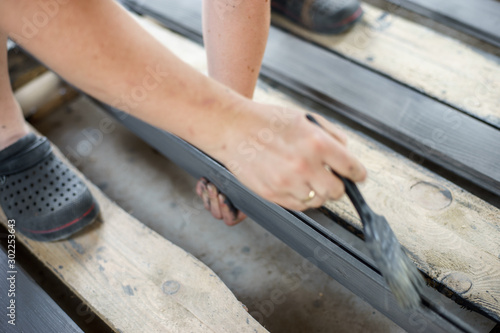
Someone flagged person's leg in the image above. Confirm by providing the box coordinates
[0,34,99,242]
[0,33,29,150]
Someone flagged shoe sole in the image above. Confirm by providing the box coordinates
[20,201,99,242]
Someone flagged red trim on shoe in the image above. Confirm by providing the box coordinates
[22,204,96,234]
[327,7,363,28]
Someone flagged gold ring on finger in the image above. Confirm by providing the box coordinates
[302,190,316,203]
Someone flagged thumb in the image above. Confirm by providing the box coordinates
[310,114,348,146]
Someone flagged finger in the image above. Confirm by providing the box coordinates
[218,194,247,226]
[279,181,319,209]
[274,194,311,211]
[196,180,203,197]
[196,178,207,197]
[322,137,367,182]
[207,183,222,219]
[234,211,247,224]
[310,167,346,202]
[197,180,211,210]
[312,114,348,146]
[291,186,327,209]
[221,193,240,219]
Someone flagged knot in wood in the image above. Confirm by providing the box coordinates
[441,272,472,295]
[409,181,452,210]
[162,280,180,295]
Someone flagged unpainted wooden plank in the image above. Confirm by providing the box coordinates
[14,70,80,119]
[0,131,267,333]
[271,2,500,128]
[384,0,500,48]
[137,18,500,321]
[8,46,48,91]
[0,247,83,333]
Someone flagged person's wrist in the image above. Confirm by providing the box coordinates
[208,98,259,164]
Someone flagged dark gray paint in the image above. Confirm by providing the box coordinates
[100,103,477,332]
[0,247,83,333]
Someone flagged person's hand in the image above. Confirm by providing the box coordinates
[200,102,366,221]
[196,177,247,226]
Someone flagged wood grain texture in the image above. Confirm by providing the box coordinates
[0,247,83,333]
[271,2,500,128]
[384,0,500,48]
[0,131,267,332]
[8,46,48,91]
[135,18,500,321]
[14,71,80,119]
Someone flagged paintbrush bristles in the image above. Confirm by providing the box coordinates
[305,113,425,309]
[364,213,425,310]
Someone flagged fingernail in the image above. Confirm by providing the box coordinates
[223,196,239,219]
[202,189,210,209]
[207,184,216,196]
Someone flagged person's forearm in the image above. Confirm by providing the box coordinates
[203,0,270,98]
[0,0,367,212]
[0,0,253,159]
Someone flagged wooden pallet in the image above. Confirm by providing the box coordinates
[0,129,267,333]
[97,16,499,327]
[4,4,498,330]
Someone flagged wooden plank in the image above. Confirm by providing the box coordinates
[0,130,267,333]
[0,247,83,332]
[14,70,80,119]
[7,46,48,91]
[113,17,500,323]
[384,0,500,49]
[271,3,500,129]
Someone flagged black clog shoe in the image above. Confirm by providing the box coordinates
[0,133,99,241]
[272,0,363,34]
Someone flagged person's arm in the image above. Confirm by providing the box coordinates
[0,0,366,212]
[197,0,271,224]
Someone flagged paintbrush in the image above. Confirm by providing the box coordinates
[306,114,425,310]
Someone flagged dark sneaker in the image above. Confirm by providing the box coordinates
[272,0,363,34]
[0,133,99,241]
